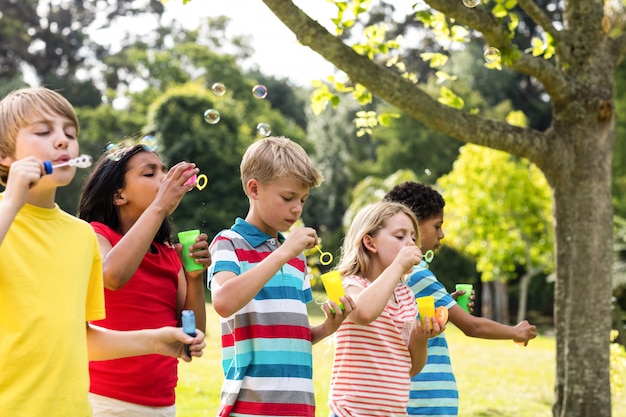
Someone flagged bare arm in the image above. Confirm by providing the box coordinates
[449,305,537,344]
[211,227,318,318]
[99,162,198,290]
[174,232,211,333]
[348,246,422,325]
[310,295,357,344]
[0,157,45,247]
[86,323,205,362]
[407,316,445,376]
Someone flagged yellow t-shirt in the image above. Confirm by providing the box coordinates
[0,196,105,417]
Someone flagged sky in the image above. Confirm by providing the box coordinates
[160,0,339,85]
[157,0,417,85]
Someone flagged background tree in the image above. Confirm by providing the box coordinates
[438,143,554,323]
[260,0,622,415]
[0,0,166,104]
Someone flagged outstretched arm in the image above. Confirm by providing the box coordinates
[86,324,206,362]
[449,305,537,344]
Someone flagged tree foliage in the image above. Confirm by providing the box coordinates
[438,144,553,283]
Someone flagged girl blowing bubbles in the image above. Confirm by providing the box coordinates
[78,144,210,416]
[328,202,446,417]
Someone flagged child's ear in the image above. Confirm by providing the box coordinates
[363,235,376,253]
[246,178,259,199]
[0,155,14,166]
[113,190,126,206]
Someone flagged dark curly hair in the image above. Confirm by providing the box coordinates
[383,181,445,221]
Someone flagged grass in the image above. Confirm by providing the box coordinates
[176,301,626,417]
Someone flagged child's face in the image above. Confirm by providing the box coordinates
[12,111,78,186]
[251,176,310,235]
[419,211,445,252]
[116,151,167,217]
[369,212,417,267]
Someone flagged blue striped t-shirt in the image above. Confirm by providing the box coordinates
[406,260,459,417]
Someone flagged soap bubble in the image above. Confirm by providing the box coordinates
[203,109,221,125]
[484,47,501,63]
[256,122,271,137]
[212,82,226,96]
[252,84,268,99]
[140,135,158,152]
[424,168,432,176]
[105,143,122,161]
[462,0,481,7]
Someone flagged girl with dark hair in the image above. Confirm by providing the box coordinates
[78,144,210,417]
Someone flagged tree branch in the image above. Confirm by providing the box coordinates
[423,0,571,101]
[516,0,561,40]
[261,0,550,165]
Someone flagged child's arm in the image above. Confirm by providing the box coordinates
[449,307,537,344]
[310,295,357,344]
[407,316,445,377]
[349,245,422,325]
[99,162,198,289]
[86,323,205,362]
[0,157,45,246]
[175,233,211,333]
[211,227,318,318]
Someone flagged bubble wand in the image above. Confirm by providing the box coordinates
[43,154,92,174]
[314,245,333,266]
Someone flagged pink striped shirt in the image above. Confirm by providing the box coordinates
[329,275,418,417]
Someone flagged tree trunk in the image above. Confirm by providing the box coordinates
[495,280,509,324]
[549,124,614,417]
[517,272,531,324]
[482,281,493,319]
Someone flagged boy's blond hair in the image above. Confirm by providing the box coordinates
[338,201,420,279]
[0,87,79,185]
[240,136,323,195]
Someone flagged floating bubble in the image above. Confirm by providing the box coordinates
[203,109,221,125]
[252,84,268,99]
[140,135,158,152]
[425,168,432,176]
[462,0,481,7]
[484,47,501,63]
[105,143,116,152]
[212,82,226,96]
[256,122,271,137]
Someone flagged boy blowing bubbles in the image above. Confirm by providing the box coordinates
[0,87,205,417]
[208,136,357,417]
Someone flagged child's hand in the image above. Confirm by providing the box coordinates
[512,320,538,346]
[153,161,199,216]
[450,288,475,313]
[320,295,357,334]
[411,315,446,341]
[392,245,423,275]
[176,232,212,278]
[2,157,45,202]
[153,327,206,362]
[280,227,318,260]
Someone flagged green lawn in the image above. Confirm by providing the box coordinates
[176,302,626,417]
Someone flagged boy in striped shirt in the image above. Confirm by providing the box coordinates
[208,136,356,417]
